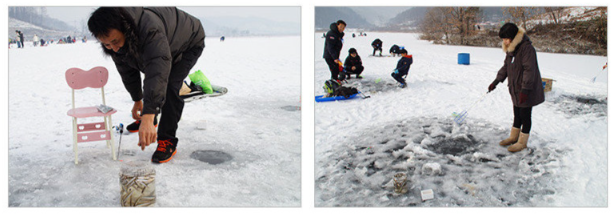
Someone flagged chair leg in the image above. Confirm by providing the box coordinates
[72,117,79,164]
[104,116,110,149]
[107,115,117,160]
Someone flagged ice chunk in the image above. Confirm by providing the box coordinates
[422,162,442,176]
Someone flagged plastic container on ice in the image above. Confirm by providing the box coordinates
[458,53,470,65]
[120,161,156,207]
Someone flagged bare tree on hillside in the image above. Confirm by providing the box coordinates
[544,7,565,25]
[503,7,538,30]
[420,7,480,45]
[420,7,453,44]
[448,7,481,45]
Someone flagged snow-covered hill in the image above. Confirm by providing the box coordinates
[9,18,81,43]
[314,32,607,207]
[8,36,301,206]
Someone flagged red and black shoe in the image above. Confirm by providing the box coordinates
[126,119,158,133]
[151,139,178,163]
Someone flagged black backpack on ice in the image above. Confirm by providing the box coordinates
[333,86,359,98]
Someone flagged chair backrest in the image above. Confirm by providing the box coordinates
[65,66,109,90]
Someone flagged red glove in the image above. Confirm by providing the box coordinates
[488,80,498,93]
[518,90,529,104]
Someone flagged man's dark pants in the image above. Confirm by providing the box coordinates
[325,58,340,80]
[157,40,205,141]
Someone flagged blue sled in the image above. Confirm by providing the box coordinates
[315,92,361,102]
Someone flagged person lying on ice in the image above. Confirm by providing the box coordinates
[488,22,544,153]
[343,48,364,79]
[88,7,205,163]
[391,49,412,88]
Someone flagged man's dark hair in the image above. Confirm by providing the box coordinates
[336,20,346,26]
[88,7,133,38]
[87,7,139,56]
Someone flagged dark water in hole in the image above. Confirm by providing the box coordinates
[190,150,233,165]
[346,79,397,93]
[425,137,478,156]
[565,95,606,105]
[556,95,607,117]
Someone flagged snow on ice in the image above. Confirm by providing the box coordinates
[315,32,607,207]
[8,36,301,207]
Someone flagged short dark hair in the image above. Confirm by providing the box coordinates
[400,49,408,54]
[336,20,346,26]
[348,48,357,54]
[88,7,140,56]
[87,7,134,39]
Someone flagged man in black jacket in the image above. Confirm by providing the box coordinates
[371,38,382,56]
[88,7,205,163]
[323,20,346,82]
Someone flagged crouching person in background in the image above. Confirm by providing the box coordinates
[344,48,364,79]
[391,49,412,88]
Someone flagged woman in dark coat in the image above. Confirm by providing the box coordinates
[488,23,545,152]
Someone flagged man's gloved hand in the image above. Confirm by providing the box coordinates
[518,89,529,104]
[393,69,399,74]
[488,80,499,93]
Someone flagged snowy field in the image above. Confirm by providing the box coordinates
[8,36,301,206]
[314,32,607,207]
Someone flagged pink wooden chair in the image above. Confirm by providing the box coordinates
[66,66,117,164]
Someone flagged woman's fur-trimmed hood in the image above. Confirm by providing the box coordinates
[502,27,526,53]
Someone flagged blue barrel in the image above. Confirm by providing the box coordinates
[458,53,470,65]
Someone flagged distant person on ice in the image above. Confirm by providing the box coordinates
[371,38,383,56]
[323,20,346,83]
[488,23,544,153]
[390,49,412,88]
[16,30,24,48]
[88,7,205,163]
[344,48,364,79]
[15,31,21,48]
[33,34,39,47]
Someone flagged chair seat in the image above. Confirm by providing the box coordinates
[67,106,117,118]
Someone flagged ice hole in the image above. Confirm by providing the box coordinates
[281,105,300,111]
[190,150,233,165]
[425,136,478,156]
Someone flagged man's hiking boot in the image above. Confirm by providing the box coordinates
[151,139,178,163]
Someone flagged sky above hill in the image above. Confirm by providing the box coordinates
[44,6,300,28]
